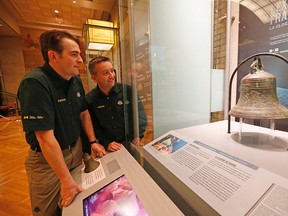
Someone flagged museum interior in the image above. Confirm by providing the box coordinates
[1,0,288,215]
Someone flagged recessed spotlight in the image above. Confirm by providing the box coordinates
[54,10,59,13]
[73,1,76,3]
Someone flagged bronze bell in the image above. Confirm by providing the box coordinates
[229,57,288,119]
[83,153,100,173]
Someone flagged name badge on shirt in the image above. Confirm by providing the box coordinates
[58,98,66,103]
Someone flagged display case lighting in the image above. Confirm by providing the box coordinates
[84,19,115,51]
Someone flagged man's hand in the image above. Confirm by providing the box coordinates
[91,143,106,158]
[35,130,83,208]
[107,141,122,152]
[60,178,84,207]
[132,138,142,146]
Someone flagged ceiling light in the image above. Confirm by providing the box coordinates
[84,19,115,51]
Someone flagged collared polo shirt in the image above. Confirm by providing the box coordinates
[85,83,147,148]
[17,62,87,150]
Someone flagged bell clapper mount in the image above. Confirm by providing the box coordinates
[250,56,263,74]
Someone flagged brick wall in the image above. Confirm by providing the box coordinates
[211,0,227,122]
[213,0,227,69]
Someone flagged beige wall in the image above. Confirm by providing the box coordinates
[0,27,89,108]
[20,28,44,73]
[0,36,25,105]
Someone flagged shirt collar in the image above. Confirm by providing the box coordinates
[96,83,121,96]
[43,62,73,87]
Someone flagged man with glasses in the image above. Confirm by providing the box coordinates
[84,55,147,154]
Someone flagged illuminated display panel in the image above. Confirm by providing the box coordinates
[83,175,148,216]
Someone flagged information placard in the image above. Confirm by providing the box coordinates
[144,131,288,216]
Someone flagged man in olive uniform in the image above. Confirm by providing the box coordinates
[17,30,106,215]
[84,55,147,153]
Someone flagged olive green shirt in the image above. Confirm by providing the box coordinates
[85,83,147,149]
[17,62,87,151]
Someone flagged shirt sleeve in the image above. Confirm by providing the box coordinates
[18,78,55,132]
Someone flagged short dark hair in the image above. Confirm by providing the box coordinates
[40,30,80,62]
[88,55,112,75]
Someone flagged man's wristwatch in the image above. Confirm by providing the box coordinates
[89,139,99,145]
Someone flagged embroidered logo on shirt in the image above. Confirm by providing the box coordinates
[117,100,123,105]
[97,105,105,109]
[23,116,44,120]
[57,98,66,103]
[77,92,81,97]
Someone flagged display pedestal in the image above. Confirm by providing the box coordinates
[132,145,218,216]
[133,120,288,216]
[63,147,183,216]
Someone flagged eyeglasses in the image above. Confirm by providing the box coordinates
[101,69,116,76]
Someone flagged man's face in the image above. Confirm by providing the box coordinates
[53,38,83,80]
[93,61,116,92]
